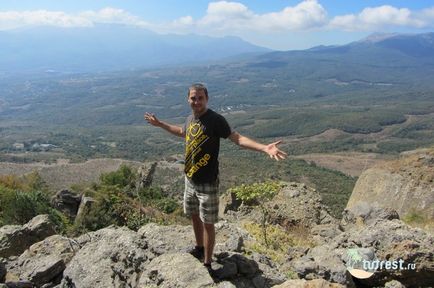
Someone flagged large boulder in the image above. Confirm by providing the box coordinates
[347,148,434,225]
[138,222,250,256]
[338,204,433,287]
[60,226,152,288]
[0,215,56,258]
[220,182,335,228]
[5,235,79,287]
[290,245,355,287]
[138,253,214,288]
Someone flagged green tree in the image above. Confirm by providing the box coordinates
[229,181,282,247]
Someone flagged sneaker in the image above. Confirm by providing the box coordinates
[186,246,204,260]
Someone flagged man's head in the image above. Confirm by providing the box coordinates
[188,83,208,116]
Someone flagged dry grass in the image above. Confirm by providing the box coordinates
[0,158,143,194]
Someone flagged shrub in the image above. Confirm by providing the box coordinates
[100,164,137,188]
[229,181,282,246]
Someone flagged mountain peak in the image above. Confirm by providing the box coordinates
[360,32,399,43]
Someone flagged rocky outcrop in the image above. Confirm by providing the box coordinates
[221,182,335,228]
[0,215,56,258]
[1,177,433,288]
[50,190,81,218]
[347,148,434,222]
[5,235,78,287]
[137,162,158,189]
[138,253,214,287]
[289,202,434,288]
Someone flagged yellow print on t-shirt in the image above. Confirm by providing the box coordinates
[185,122,209,159]
[185,121,211,178]
[186,153,211,178]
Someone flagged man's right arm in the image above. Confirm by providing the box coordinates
[144,112,184,138]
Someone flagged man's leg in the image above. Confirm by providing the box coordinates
[191,213,204,247]
[203,223,215,265]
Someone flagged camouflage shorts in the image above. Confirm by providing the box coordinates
[184,177,219,224]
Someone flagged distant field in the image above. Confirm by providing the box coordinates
[293,152,394,177]
[0,158,142,193]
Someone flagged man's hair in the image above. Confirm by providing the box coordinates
[188,83,208,99]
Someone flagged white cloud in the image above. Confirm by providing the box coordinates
[0,10,92,30]
[1,2,433,36]
[193,0,327,32]
[330,5,429,31]
[79,7,149,27]
[0,7,150,30]
[255,0,328,31]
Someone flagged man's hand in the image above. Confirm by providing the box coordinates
[144,112,161,127]
[264,140,287,161]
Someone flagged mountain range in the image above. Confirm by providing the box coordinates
[0,24,270,73]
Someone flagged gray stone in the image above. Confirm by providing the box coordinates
[3,281,33,288]
[272,279,346,288]
[74,196,95,223]
[51,190,81,218]
[63,226,150,288]
[217,281,236,288]
[138,253,214,288]
[0,215,56,258]
[7,235,79,287]
[341,202,399,227]
[384,280,406,288]
[290,245,355,287]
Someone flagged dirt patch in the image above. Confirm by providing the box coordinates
[293,152,395,177]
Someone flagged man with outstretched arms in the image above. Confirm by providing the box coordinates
[144,83,287,271]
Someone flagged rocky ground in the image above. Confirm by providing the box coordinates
[1,180,433,288]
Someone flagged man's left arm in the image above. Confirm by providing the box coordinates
[228,131,287,161]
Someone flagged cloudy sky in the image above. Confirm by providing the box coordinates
[1,0,434,50]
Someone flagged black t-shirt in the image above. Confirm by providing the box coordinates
[183,109,232,184]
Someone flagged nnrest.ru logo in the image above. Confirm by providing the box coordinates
[345,248,416,279]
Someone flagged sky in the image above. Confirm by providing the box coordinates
[1,0,434,50]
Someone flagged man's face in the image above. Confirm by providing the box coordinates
[188,89,208,115]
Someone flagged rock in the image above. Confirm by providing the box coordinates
[6,235,79,287]
[265,182,335,228]
[329,203,434,287]
[61,226,151,288]
[272,278,346,288]
[217,281,237,288]
[137,162,158,189]
[74,196,95,223]
[341,202,399,228]
[138,222,249,256]
[219,191,242,218]
[290,245,355,287]
[3,280,33,288]
[50,190,81,218]
[0,215,56,258]
[347,148,434,224]
[214,221,250,253]
[138,223,194,255]
[138,253,214,288]
[384,280,406,288]
[310,224,342,244]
